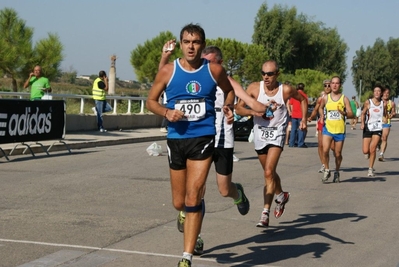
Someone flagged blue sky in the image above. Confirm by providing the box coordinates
[1,0,398,98]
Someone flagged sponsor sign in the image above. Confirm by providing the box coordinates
[0,100,65,144]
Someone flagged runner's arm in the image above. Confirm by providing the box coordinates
[343,97,354,119]
[360,100,370,129]
[227,76,266,113]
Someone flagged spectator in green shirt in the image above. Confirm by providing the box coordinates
[23,65,52,100]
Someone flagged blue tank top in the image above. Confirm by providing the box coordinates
[165,59,217,138]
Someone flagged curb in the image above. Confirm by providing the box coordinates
[1,136,167,159]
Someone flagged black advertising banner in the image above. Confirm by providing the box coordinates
[0,100,66,144]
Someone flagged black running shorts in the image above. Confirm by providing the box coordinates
[167,136,215,170]
[213,147,234,176]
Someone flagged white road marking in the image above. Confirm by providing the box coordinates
[0,238,279,267]
[17,250,86,267]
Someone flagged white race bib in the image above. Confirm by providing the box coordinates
[175,98,206,121]
[257,126,278,141]
[368,120,382,131]
[327,110,342,120]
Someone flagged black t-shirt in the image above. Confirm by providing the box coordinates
[97,80,106,89]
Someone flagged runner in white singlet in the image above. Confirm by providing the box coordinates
[235,60,308,228]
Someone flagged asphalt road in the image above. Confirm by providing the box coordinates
[1,123,398,267]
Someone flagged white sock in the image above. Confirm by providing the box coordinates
[263,208,270,214]
[182,252,192,262]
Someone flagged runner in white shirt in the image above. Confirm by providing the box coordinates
[235,60,307,228]
[360,86,384,177]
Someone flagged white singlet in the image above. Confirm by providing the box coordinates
[214,86,234,148]
[366,99,383,132]
[253,82,288,150]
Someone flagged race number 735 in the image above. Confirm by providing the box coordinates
[259,126,277,140]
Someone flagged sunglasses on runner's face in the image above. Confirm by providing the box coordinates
[261,71,277,77]
[324,84,330,87]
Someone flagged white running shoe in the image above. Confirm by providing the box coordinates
[367,168,375,177]
[322,169,331,182]
[318,164,325,173]
[233,154,240,162]
[256,211,269,228]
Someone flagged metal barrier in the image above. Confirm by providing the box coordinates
[0,99,69,161]
[0,92,147,115]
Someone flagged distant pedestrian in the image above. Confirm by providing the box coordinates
[23,65,52,100]
[350,96,360,130]
[288,83,308,148]
[92,70,112,132]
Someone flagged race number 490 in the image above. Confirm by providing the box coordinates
[175,98,206,121]
[179,103,201,114]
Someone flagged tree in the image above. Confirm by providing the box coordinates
[131,33,271,88]
[279,69,336,98]
[352,38,396,100]
[240,43,269,86]
[0,8,64,92]
[0,8,33,92]
[252,3,348,81]
[130,31,179,83]
[31,33,64,80]
[58,66,78,84]
[206,38,269,87]
[387,37,399,97]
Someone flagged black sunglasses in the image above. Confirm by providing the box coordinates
[261,71,277,77]
[324,84,330,87]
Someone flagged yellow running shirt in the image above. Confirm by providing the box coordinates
[386,100,393,124]
[325,94,346,134]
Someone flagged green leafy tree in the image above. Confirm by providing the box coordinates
[252,3,348,80]
[352,38,394,100]
[240,43,269,87]
[387,37,399,97]
[0,8,64,92]
[58,66,78,84]
[206,38,269,87]
[130,31,179,83]
[31,33,64,79]
[206,38,246,75]
[279,69,336,98]
[0,8,33,92]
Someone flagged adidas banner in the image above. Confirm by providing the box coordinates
[0,99,66,144]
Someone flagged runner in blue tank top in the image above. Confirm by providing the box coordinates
[159,43,260,256]
[147,23,236,267]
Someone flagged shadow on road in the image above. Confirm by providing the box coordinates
[202,213,366,266]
